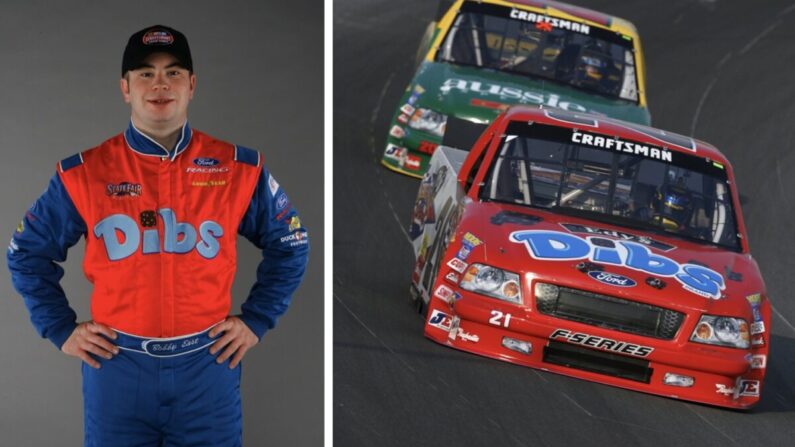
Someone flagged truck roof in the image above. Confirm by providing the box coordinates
[480,0,640,36]
[503,0,612,25]
[502,106,730,166]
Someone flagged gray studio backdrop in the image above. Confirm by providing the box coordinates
[0,1,323,445]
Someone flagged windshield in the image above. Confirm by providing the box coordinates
[437,2,639,102]
[482,122,741,251]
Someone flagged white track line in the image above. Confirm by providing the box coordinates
[690,75,717,137]
[334,293,417,373]
[771,303,795,333]
[739,20,781,55]
[369,71,413,245]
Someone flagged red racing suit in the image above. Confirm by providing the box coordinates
[8,121,309,346]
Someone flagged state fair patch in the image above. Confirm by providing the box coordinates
[268,174,280,196]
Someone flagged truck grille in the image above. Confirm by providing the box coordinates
[536,286,684,340]
[543,341,653,383]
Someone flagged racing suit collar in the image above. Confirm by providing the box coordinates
[124,120,193,160]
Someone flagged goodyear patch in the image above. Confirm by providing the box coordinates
[191,180,227,187]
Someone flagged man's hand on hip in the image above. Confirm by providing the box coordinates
[61,321,119,369]
[208,317,259,369]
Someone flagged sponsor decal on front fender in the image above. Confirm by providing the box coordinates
[405,155,421,170]
[445,271,460,284]
[428,310,453,331]
[715,384,734,396]
[389,125,405,139]
[434,284,455,303]
[457,331,480,343]
[384,143,407,161]
[744,293,765,335]
[509,230,725,299]
[739,380,760,397]
[550,329,653,357]
[447,257,468,273]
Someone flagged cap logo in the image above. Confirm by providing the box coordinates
[142,30,174,45]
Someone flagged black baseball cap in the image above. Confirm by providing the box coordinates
[121,25,193,76]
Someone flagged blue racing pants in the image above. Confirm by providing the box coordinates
[82,327,242,446]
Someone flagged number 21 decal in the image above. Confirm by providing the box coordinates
[489,310,512,328]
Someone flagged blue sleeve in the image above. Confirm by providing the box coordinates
[237,166,309,339]
[7,174,87,350]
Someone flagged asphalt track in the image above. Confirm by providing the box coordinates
[334,1,795,445]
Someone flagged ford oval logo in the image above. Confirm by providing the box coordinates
[193,157,219,167]
[587,271,636,287]
[276,193,289,209]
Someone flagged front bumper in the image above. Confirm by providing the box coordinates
[423,292,767,409]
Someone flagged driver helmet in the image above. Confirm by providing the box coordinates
[652,181,693,230]
[576,40,611,82]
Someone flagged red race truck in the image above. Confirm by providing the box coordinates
[410,105,769,409]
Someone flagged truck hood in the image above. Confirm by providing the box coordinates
[456,201,764,315]
[412,61,650,125]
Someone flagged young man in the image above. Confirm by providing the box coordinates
[7,25,309,446]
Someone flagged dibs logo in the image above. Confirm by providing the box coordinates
[509,230,725,299]
[94,208,223,260]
